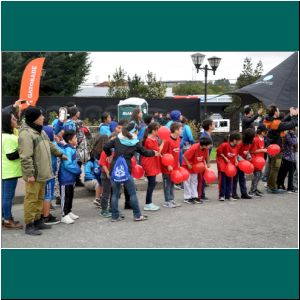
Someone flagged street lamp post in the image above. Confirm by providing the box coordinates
[191,53,221,120]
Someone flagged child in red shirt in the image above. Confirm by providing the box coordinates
[161,122,182,208]
[232,128,255,200]
[249,124,268,197]
[182,137,212,204]
[142,122,164,211]
[216,132,242,201]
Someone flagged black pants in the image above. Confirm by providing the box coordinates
[76,161,83,184]
[61,184,74,216]
[146,176,157,204]
[277,159,296,190]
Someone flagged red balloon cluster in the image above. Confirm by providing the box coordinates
[203,168,216,184]
[170,169,184,184]
[267,144,281,156]
[158,126,170,140]
[252,156,266,171]
[161,154,175,166]
[131,156,137,167]
[238,159,254,174]
[225,162,237,177]
[192,162,205,174]
[179,167,190,181]
[132,165,144,179]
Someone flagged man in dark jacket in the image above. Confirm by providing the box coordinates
[263,105,298,193]
[242,105,263,131]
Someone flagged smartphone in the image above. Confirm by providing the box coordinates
[59,107,67,122]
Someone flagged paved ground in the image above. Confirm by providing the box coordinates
[2,182,298,248]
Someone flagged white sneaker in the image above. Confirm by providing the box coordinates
[171,200,181,207]
[144,203,160,211]
[61,215,74,224]
[68,212,79,220]
[163,202,177,208]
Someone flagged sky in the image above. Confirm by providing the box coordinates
[86,51,294,84]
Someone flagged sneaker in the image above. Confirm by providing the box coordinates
[144,203,160,211]
[3,219,23,229]
[111,217,123,222]
[241,194,253,199]
[93,199,101,207]
[100,210,112,218]
[255,191,263,197]
[43,214,60,225]
[34,218,52,230]
[184,199,194,204]
[163,201,177,208]
[174,184,184,191]
[171,200,181,207]
[256,189,264,195]
[267,188,286,194]
[219,197,225,201]
[61,215,74,224]
[287,189,298,194]
[249,192,261,198]
[201,196,210,202]
[25,223,42,236]
[232,194,240,200]
[225,197,231,201]
[68,212,79,220]
[194,198,203,204]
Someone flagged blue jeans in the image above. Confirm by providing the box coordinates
[218,172,232,198]
[146,176,157,204]
[2,178,18,220]
[162,174,174,202]
[111,177,141,220]
[232,168,248,196]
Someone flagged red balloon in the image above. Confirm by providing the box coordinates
[191,162,206,174]
[252,156,266,171]
[225,162,237,177]
[161,154,175,166]
[170,169,184,184]
[267,144,281,156]
[132,165,144,179]
[238,159,254,174]
[179,167,190,181]
[131,156,137,167]
[158,126,170,140]
[203,168,216,184]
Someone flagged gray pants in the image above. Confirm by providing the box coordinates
[162,174,174,202]
[263,155,270,179]
[293,153,298,190]
[100,173,111,210]
[250,170,262,193]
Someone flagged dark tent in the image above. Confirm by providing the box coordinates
[226,52,298,110]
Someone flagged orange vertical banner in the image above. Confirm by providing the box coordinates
[19,57,45,110]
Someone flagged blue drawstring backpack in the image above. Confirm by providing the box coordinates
[111,155,131,183]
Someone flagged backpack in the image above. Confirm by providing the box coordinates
[111,155,131,183]
[76,134,90,163]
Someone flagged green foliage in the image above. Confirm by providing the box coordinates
[187,120,200,141]
[107,67,166,99]
[2,52,91,96]
[48,111,58,124]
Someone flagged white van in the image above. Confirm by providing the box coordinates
[200,119,230,133]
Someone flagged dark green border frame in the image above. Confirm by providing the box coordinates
[1,1,299,299]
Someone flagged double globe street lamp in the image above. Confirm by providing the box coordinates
[191,53,222,120]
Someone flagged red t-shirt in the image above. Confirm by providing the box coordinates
[161,135,181,174]
[216,142,239,172]
[250,135,265,159]
[182,143,208,172]
[141,137,161,176]
[238,143,251,159]
[99,151,114,171]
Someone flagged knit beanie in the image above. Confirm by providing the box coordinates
[170,110,182,122]
[24,106,42,124]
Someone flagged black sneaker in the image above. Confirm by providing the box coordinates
[255,191,262,197]
[43,214,60,225]
[194,198,203,204]
[25,223,42,236]
[232,194,240,200]
[34,218,52,230]
[201,196,210,202]
[241,194,252,199]
[184,199,195,204]
[256,189,264,195]
[55,196,61,205]
[287,189,298,194]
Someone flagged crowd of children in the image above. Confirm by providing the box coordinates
[1,102,298,235]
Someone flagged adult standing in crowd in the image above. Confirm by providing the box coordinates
[263,105,298,194]
[2,111,23,229]
[18,107,67,235]
[242,105,263,131]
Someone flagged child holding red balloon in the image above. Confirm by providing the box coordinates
[249,124,268,197]
[161,122,183,208]
[232,128,255,200]
[182,137,212,204]
[216,132,242,201]
[141,122,164,211]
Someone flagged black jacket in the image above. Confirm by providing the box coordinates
[242,113,259,131]
[103,138,155,174]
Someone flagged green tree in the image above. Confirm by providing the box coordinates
[107,66,129,98]
[127,74,147,98]
[173,82,204,95]
[144,71,166,99]
[2,52,91,96]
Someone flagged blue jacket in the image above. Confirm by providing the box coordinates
[63,119,77,132]
[99,123,112,137]
[84,160,96,181]
[52,119,64,135]
[181,124,194,148]
[58,144,81,185]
